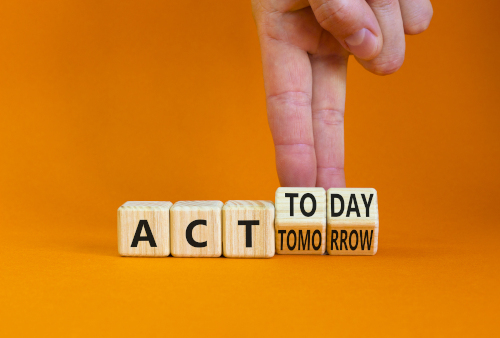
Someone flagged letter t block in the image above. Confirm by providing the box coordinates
[170,201,223,257]
[117,201,172,257]
[275,187,326,254]
[222,200,275,258]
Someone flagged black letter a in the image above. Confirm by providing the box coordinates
[131,220,157,247]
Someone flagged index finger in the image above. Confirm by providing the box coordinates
[255,10,318,187]
[261,36,316,187]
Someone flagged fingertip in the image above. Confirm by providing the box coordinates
[345,28,381,60]
[358,54,405,76]
[403,7,433,35]
[401,0,434,35]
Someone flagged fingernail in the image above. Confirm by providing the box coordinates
[345,28,378,60]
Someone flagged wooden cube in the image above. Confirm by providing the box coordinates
[117,201,172,257]
[275,187,326,254]
[222,200,275,258]
[170,201,223,257]
[326,188,379,255]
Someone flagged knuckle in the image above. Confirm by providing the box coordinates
[317,166,345,174]
[366,0,397,9]
[314,0,351,28]
[275,143,315,150]
[267,90,312,107]
[312,109,344,126]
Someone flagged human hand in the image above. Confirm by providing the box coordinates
[252,0,432,189]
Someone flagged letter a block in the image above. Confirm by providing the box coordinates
[327,188,379,255]
[117,201,172,257]
[170,201,223,257]
[275,187,326,254]
[222,200,275,258]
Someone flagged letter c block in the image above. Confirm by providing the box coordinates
[170,201,223,257]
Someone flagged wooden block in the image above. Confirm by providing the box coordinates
[222,200,275,258]
[275,187,326,255]
[170,201,223,257]
[117,201,172,257]
[326,188,379,255]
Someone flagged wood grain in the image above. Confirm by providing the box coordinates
[326,188,378,255]
[170,201,223,258]
[222,200,275,258]
[117,201,172,257]
[275,187,326,254]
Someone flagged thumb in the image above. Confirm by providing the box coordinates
[309,0,382,60]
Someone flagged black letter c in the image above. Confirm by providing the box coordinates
[186,219,207,248]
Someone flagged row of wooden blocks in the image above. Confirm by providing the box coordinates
[118,187,379,258]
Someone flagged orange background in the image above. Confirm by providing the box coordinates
[1,0,499,336]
